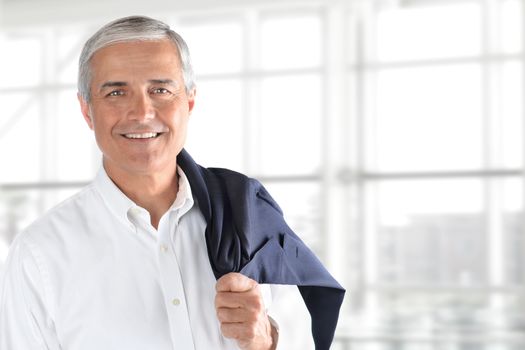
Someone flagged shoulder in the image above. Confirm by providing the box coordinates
[17,183,99,246]
[205,166,253,183]
[206,167,281,211]
[205,167,266,192]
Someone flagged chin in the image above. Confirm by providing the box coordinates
[127,158,177,175]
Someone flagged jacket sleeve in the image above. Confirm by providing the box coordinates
[0,236,61,349]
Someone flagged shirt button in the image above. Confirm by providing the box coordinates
[130,207,141,216]
[172,298,181,306]
[160,244,169,253]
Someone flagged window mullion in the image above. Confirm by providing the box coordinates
[360,1,381,318]
[322,2,348,285]
[243,10,260,175]
[482,0,505,293]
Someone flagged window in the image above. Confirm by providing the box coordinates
[342,1,525,348]
[1,1,524,349]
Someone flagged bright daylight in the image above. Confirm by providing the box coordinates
[0,0,524,349]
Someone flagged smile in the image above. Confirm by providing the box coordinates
[122,132,161,139]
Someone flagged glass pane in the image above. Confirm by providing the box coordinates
[0,187,83,269]
[372,179,486,286]
[56,29,87,84]
[185,79,243,171]
[262,181,322,256]
[260,14,322,70]
[259,74,322,175]
[501,0,523,54]
[348,288,525,349]
[370,64,483,172]
[501,61,523,168]
[376,3,481,61]
[0,190,41,266]
[503,178,524,285]
[0,94,41,183]
[374,291,496,347]
[499,178,525,350]
[0,34,42,88]
[56,89,100,181]
[178,21,243,75]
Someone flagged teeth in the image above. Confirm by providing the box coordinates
[124,132,158,139]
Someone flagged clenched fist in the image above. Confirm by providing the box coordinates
[215,273,278,350]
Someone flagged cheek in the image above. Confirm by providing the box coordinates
[91,114,117,142]
[163,106,190,126]
[93,124,111,148]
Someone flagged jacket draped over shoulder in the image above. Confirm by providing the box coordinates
[178,149,345,350]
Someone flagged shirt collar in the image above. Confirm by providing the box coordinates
[168,166,194,219]
[93,166,195,227]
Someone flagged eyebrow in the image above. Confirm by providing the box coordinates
[98,79,179,92]
[99,81,127,92]
[149,79,177,86]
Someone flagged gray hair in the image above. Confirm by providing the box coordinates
[78,15,195,102]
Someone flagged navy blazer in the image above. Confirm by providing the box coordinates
[178,149,345,350]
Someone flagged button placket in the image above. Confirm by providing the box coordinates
[156,212,195,349]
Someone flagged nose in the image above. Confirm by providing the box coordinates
[128,92,155,121]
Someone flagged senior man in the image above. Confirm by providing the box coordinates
[0,16,344,350]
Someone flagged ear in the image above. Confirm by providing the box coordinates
[78,93,94,130]
[187,88,196,115]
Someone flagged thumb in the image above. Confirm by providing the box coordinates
[216,272,258,293]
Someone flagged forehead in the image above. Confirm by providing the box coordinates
[89,39,182,81]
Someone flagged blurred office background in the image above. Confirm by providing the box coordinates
[0,0,524,348]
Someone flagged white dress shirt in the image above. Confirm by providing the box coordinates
[0,166,313,350]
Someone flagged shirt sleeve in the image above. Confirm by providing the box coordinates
[266,284,315,350]
[0,237,61,349]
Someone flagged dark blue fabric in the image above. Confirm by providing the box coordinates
[178,149,345,350]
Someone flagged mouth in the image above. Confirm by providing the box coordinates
[121,132,163,139]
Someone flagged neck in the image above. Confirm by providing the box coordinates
[104,160,179,229]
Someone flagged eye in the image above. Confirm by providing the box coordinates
[152,88,170,95]
[106,90,124,97]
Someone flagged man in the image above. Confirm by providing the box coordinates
[0,16,344,349]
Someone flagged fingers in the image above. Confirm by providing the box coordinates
[216,298,262,323]
[216,307,249,323]
[217,310,274,350]
[219,321,260,342]
[215,273,275,349]
[216,272,258,293]
[215,284,264,310]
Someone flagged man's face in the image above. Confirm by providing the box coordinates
[78,39,195,177]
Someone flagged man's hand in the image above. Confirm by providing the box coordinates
[215,272,278,350]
